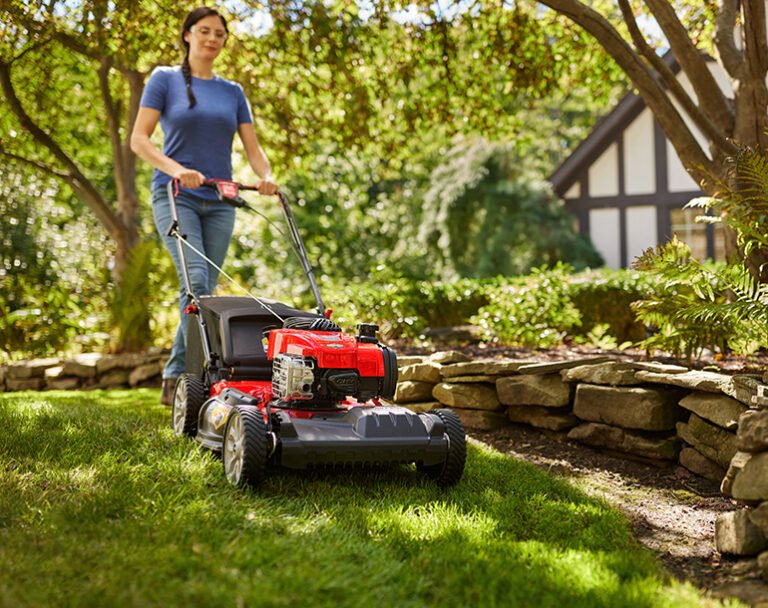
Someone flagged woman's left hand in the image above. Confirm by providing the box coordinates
[257,176,279,196]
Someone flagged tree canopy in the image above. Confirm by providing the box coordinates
[1,0,628,350]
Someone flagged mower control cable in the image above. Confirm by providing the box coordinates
[172,237,286,323]
[202,179,327,317]
[167,179,287,324]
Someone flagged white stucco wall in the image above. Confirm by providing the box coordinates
[564,182,580,199]
[623,109,656,195]
[588,143,619,197]
[589,207,621,269]
[625,205,657,265]
[667,140,699,192]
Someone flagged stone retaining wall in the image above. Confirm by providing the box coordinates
[393,352,752,469]
[0,353,166,392]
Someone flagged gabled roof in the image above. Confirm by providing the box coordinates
[549,90,644,196]
[549,52,681,197]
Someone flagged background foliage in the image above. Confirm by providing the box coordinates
[0,0,631,359]
[632,146,768,359]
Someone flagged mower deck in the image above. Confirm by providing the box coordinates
[273,406,449,469]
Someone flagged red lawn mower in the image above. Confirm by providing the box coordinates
[166,179,466,488]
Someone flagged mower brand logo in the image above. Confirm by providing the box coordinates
[329,373,357,392]
[327,344,344,349]
[211,404,230,430]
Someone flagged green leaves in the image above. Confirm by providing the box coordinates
[229,0,625,168]
[418,136,604,279]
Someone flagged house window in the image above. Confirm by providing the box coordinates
[670,208,724,261]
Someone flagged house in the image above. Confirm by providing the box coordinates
[549,63,730,269]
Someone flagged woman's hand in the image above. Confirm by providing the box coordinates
[257,176,279,196]
[173,168,206,189]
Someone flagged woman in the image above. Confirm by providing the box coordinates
[131,6,277,405]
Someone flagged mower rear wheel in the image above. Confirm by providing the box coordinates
[172,374,207,437]
[419,409,466,487]
[222,405,268,487]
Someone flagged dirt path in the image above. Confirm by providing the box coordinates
[470,424,768,603]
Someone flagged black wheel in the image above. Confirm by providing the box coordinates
[222,405,268,487]
[420,409,466,487]
[172,374,207,437]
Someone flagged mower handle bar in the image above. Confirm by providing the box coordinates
[166,178,326,317]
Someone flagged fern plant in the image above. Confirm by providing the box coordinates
[631,145,768,358]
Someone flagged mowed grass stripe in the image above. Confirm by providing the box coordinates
[0,391,735,607]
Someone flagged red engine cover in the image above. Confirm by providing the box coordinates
[267,329,384,377]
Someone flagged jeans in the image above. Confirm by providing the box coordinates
[153,186,236,379]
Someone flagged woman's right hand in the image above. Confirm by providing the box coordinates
[173,168,206,189]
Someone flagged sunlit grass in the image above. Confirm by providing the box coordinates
[0,390,739,607]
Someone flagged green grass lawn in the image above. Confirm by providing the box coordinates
[0,390,737,608]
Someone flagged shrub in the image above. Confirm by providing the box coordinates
[473,265,656,348]
[325,266,655,349]
[568,268,657,344]
[472,265,582,347]
[326,275,492,340]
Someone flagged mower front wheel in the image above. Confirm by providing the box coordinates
[420,409,466,487]
[222,405,268,487]
[172,374,207,437]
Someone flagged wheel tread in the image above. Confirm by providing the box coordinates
[175,374,207,437]
[423,408,466,487]
[224,405,268,487]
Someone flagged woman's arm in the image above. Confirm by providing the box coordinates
[130,107,205,188]
[238,122,278,195]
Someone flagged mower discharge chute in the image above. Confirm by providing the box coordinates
[166,179,466,488]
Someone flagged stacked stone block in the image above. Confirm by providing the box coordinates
[715,403,768,571]
[0,353,166,392]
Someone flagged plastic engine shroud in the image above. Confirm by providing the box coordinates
[266,328,385,377]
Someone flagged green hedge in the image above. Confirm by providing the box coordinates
[328,277,492,340]
[325,266,658,347]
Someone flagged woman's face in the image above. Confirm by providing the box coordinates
[184,14,227,62]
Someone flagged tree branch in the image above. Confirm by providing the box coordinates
[737,0,768,147]
[98,56,127,203]
[618,0,736,155]
[0,59,123,238]
[714,0,743,78]
[643,0,733,131]
[0,148,70,180]
[538,0,716,185]
[123,70,144,192]
[52,30,136,76]
[742,0,768,83]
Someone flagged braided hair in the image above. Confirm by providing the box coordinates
[180,6,229,109]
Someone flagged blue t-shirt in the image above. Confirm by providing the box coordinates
[140,66,253,200]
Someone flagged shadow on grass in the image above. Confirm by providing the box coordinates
[0,391,722,608]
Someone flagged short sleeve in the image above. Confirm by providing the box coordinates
[236,84,253,124]
[140,67,169,112]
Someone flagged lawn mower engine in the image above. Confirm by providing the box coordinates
[268,320,398,406]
